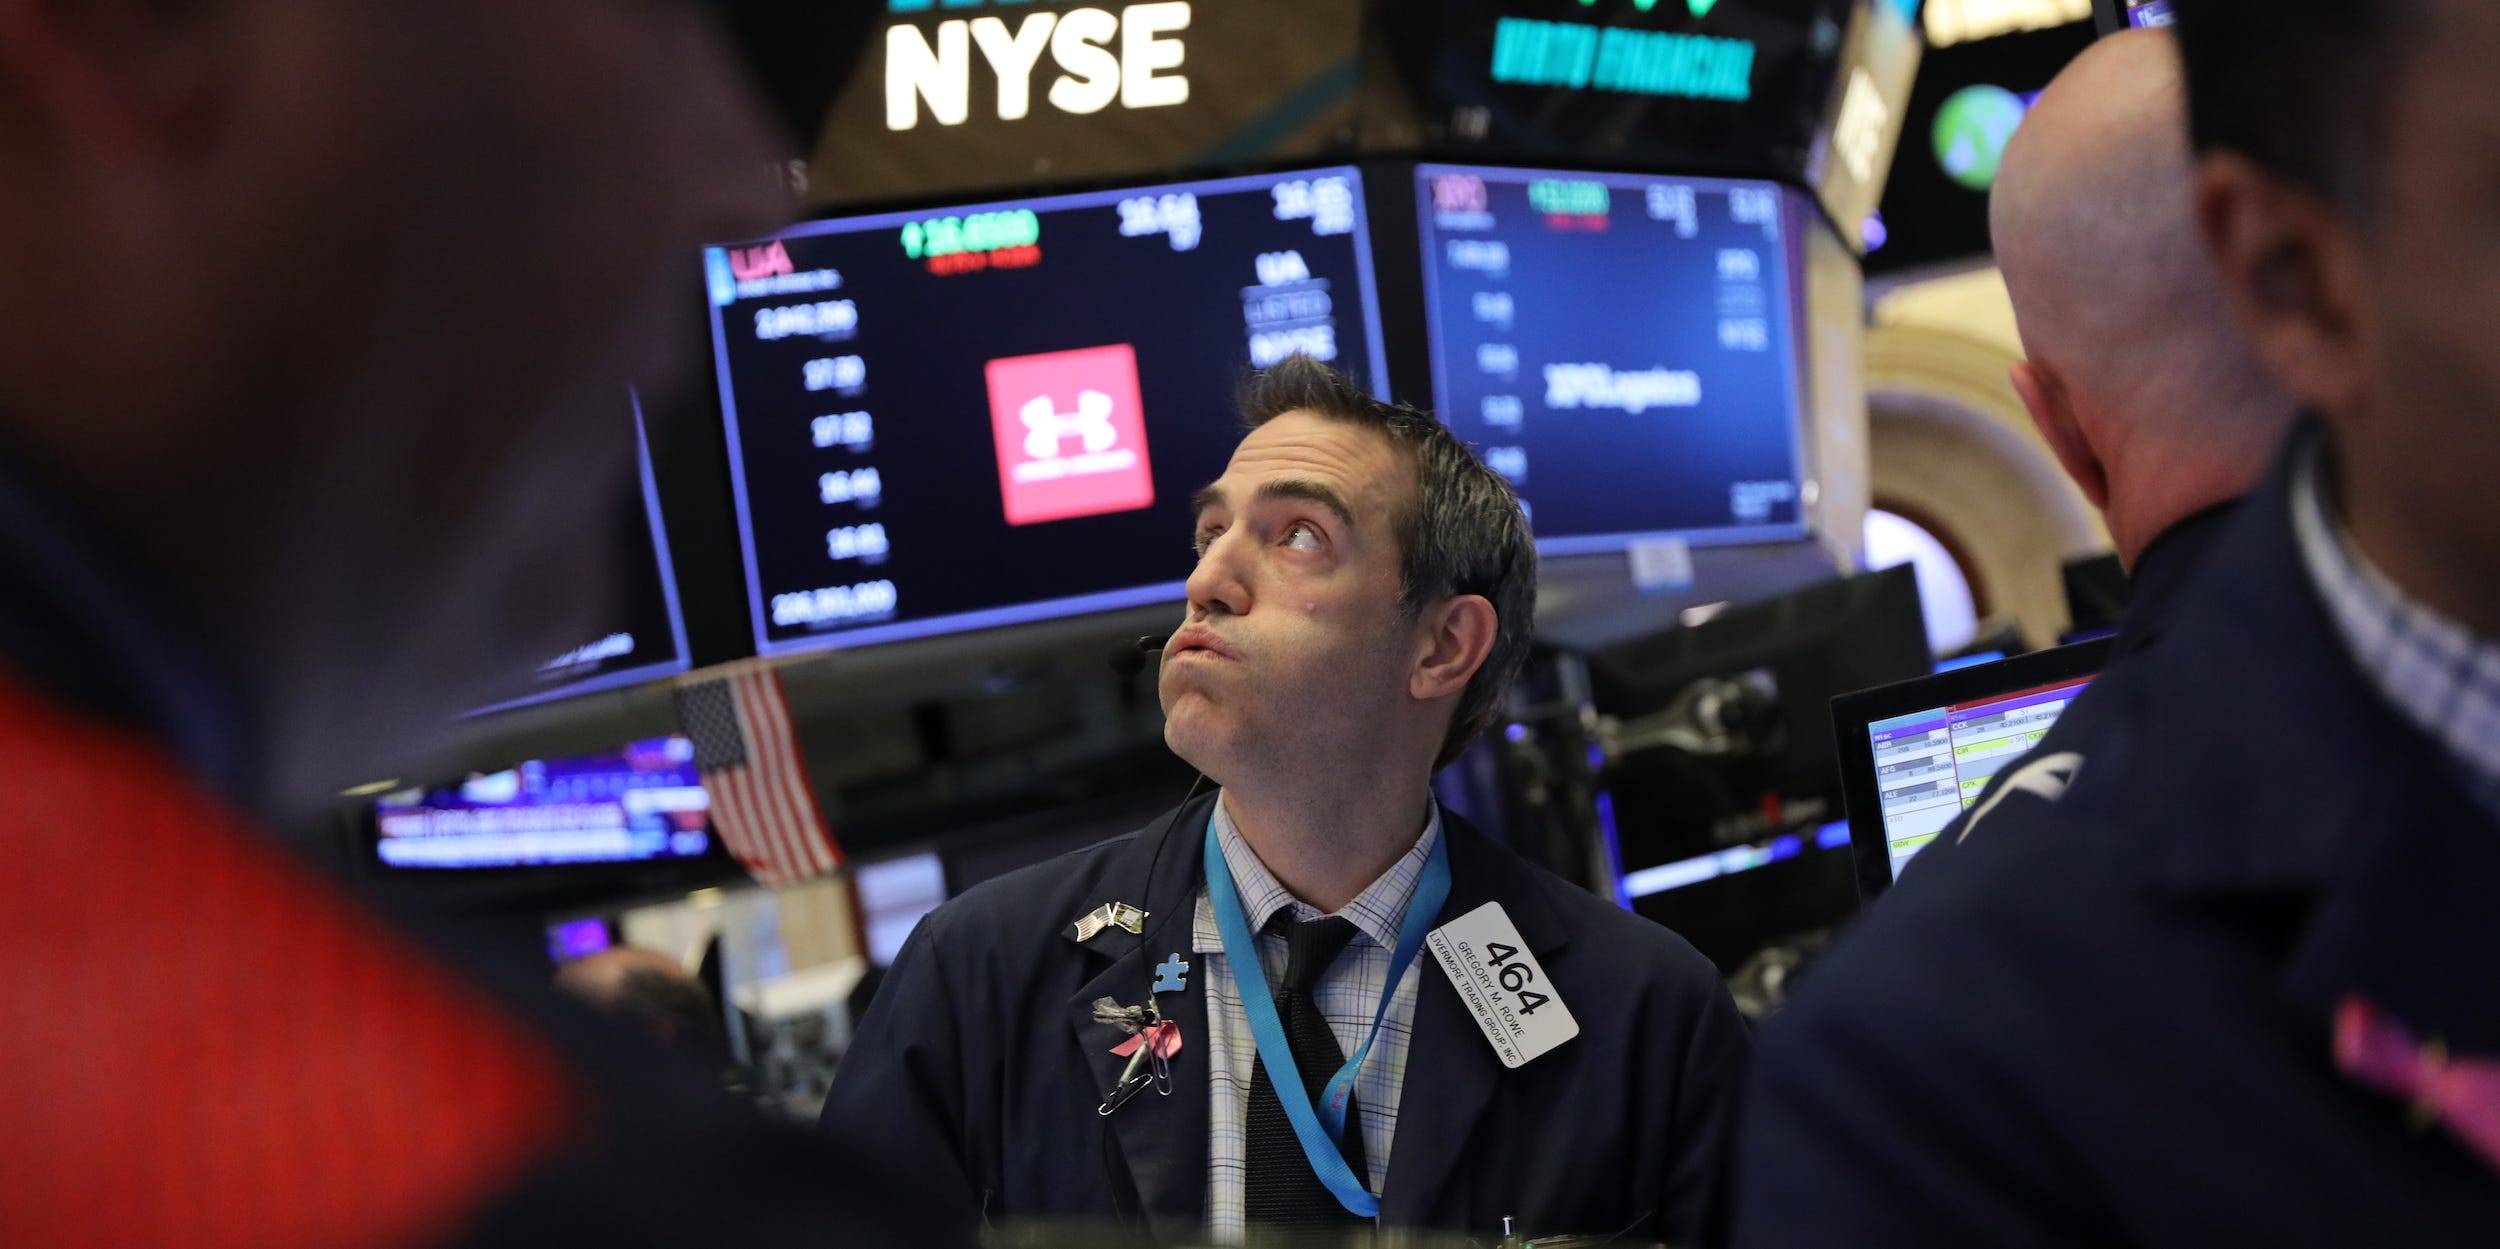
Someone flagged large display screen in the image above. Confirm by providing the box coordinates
[705,167,1390,656]
[1415,164,1808,553]
[373,736,714,870]
[474,398,693,714]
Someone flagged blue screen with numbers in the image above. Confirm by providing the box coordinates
[704,168,1392,657]
[1414,164,1810,554]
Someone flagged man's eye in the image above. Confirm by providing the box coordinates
[1284,522,1324,551]
[1194,527,1222,556]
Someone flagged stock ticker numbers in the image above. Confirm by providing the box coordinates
[707,168,1390,656]
[1417,165,1807,550]
[900,209,1043,275]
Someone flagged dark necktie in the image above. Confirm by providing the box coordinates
[1244,915,1370,1238]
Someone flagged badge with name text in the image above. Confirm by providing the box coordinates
[1425,903,1579,1069]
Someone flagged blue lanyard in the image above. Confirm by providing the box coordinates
[1203,814,1452,1219]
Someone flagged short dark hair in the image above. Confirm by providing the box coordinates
[2175,0,2428,209]
[1238,355,1537,769]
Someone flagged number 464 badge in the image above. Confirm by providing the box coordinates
[1424,903,1581,1068]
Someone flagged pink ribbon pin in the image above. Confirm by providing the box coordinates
[2334,996,2500,1175]
[1111,1020,1182,1060]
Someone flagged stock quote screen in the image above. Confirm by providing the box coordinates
[704,168,1389,656]
[1415,165,1809,553]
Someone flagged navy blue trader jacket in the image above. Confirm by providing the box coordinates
[822,793,1751,1247]
[1736,427,2500,1246]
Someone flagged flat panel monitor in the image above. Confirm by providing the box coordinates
[1414,164,1810,554]
[373,735,717,871]
[1832,638,2113,898]
[1366,0,1903,209]
[854,851,948,968]
[1863,20,2094,275]
[473,396,694,714]
[704,167,1391,657]
[1590,566,1930,970]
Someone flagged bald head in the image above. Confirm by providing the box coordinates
[1992,29,2294,566]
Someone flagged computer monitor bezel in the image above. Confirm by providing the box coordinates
[470,397,695,716]
[704,164,1395,660]
[1830,636,2114,900]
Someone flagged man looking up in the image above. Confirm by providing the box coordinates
[824,356,1750,1246]
[1734,3,2500,1243]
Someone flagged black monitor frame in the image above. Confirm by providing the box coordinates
[1830,636,2114,900]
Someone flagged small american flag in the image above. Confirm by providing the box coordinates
[671,664,840,886]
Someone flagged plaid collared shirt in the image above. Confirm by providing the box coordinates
[2291,441,2500,818]
[1193,794,1439,1243]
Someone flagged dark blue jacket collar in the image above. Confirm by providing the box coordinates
[2125,418,2500,1047]
[2107,501,2237,663]
[2134,421,2426,893]
[1062,789,1571,963]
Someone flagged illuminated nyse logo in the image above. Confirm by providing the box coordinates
[886,1,1193,132]
[985,344,1157,526]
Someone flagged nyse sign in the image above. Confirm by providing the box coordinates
[887,2,1193,131]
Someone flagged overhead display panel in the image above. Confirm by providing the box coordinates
[1864,19,2091,274]
[1416,164,1810,552]
[704,167,1390,657]
[805,0,1366,208]
[1363,0,1917,245]
[372,736,717,871]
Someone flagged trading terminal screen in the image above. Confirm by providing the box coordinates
[1414,164,1808,553]
[704,168,1391,657]
[374,736,714,871]
[1863,674,2094,880]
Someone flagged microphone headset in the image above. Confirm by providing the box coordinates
[1108,634,1167,678]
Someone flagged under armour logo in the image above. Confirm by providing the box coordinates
[1959,751,2084,843]
[1021,390,1118,460]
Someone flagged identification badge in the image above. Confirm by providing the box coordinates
[1425,902,1579,1068]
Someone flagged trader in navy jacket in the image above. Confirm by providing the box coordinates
[822,357,1750,1246]
[1737,2,2500,1243]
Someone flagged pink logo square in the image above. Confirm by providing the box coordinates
[985,344,1156,526]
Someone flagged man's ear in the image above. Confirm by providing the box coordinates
[2011,358,2108,511]
[0,0,223,146]
[2194,151,2373,421]
[1411,593,1498,704]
